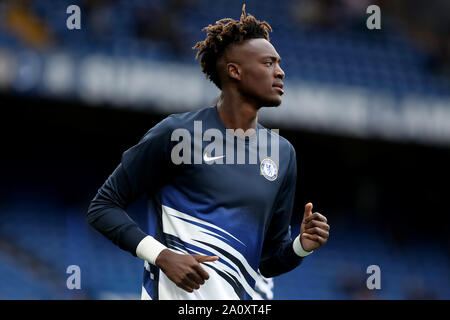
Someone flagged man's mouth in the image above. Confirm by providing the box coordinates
[272,83,284,95]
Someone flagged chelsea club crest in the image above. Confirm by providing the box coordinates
[260,158,278,181]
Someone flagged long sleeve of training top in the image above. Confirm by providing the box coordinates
[86,117,174,256]
[258,145,304,277]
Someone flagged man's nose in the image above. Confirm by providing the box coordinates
[275,65,285,79]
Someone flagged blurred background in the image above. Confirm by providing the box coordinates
[0,0,449,299]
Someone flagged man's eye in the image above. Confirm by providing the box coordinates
[265,62,273,66]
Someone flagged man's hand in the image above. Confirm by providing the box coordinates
[155,249,219,293]
[300,202,330,252]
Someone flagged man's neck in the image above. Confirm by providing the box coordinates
[216,90,259,133]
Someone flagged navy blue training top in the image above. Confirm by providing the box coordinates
[87,105,303,300]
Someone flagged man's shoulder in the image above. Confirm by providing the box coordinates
[145,106,215,136]
[258,123,295,154]
[165,106,215,126]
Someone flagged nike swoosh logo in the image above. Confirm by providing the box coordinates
[203,152,225,162]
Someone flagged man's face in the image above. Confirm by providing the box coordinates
[224,38,285,107]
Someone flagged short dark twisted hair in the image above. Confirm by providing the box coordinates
[192,4,272,89]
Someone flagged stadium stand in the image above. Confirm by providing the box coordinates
[0,0,448,95]
[0,190,448,299]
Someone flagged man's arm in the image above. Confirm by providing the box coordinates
[258,145,303,278]
[258,145,330,278]
[86,117,218,292]
[86,118,173,257]
[86,164,149,256]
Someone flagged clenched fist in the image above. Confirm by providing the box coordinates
[300,203,330,252]
[155,249,219,292]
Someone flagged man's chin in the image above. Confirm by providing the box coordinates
[262,98,282,107]
[253,95,282,109]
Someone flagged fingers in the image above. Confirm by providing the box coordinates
[304,220,330,231]
[178,255,219,293]
[304,211,327,224]
[187,269,205,285]
[193,254,219,263]
[304,226,329,239]
[177,265,208,293]
[303,202,313,220]
[192,254,219,281]
[302,213,330,246]
[302,232,327,245]
[181,274,200,292]
[161,252,220,293]
[192,263,211,281]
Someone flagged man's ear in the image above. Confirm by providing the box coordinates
[226,62,241,81]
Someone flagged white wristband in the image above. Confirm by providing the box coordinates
[136,235,168,265]
[293,235,313,257]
